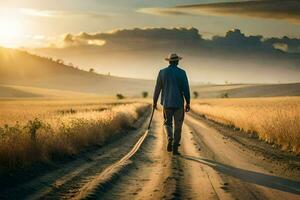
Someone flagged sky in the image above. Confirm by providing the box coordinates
[0,0,300,83]
[0,0,299,47]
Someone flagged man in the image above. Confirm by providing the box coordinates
[153,53,190,155]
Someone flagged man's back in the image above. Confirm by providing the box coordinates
[152,53,190,155]
[153,64,190,108]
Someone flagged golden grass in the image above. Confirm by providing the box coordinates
[192,97,300,153]
[0,99,149,171]
[0,98,143,126]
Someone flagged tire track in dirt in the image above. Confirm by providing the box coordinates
[184,113,300,200]
[70,129,149,200]
[1,111,150,200]
[173,122,233,200]
[98,109,176,200]
[183,119,263,200]
[185,116,262,200]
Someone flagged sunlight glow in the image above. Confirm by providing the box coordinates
[0,11,24,47]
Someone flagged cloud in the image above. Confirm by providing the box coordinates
[58,27,300,54]
[138,0,300,24]
[61,27,202,48]
[19,8,109,19]
[137,7,194,16]
[50,33,106,48]
[33,35,45,40]
[273,43,288,52]
[264,36,300,53]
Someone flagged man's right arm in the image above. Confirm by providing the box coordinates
[153,70,162,109]
[182,71,191,112]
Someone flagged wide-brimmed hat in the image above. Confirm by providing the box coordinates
[165,53,182,61]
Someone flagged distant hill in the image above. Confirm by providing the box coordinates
[0,47,154,97]
[1,47,299,99]
[192,83,300,98]
[0,84,98,98]
[0,85,40,98]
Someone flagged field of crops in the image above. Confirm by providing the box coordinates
[192,97,300,154]
[0,98,150,171]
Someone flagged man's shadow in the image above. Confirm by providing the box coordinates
[180,155,300,195]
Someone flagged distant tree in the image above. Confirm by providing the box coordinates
[116,94,125,99]
[225,80,228,84]
[142,91,148,98]
[108,72,111,76]
[89,68,95,73]
[68,62,74,67]
[193,91,199,99]
[221,93,229,98]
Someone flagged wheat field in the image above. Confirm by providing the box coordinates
[192,97,300,154]
[0,99,150,171]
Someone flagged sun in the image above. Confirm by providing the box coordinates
[0,19,20,37]
[0,12,23,47]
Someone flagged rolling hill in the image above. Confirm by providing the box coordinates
[0,84,99,98]
[192,83,300,98]
[0,47,154,97]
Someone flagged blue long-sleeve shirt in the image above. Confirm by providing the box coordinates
[153,64,190,108]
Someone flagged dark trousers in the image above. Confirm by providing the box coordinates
[163,107,184,146]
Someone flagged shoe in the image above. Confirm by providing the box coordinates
[172,145,180,155]
[167,140,173,152]
[172,150,181,155]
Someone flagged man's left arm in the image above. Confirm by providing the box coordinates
[183,71,191,112]
[153,70,162,109]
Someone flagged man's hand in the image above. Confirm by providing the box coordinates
[153,103,157,110]
[185,104,190,112]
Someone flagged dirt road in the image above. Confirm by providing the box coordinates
[1,110,300,200]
